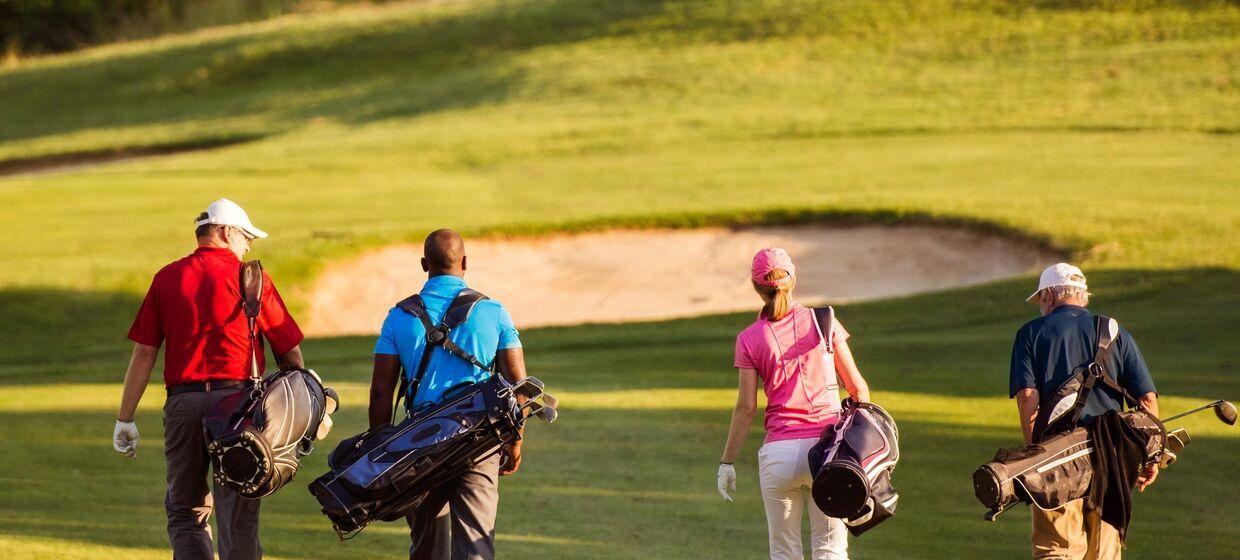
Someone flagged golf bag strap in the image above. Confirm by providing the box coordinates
[392,289,491,416]
[239,260,264,387]
[812,306,836,354]
[1066,315,1130,426]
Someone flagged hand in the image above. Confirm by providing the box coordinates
[717,463,736,502]
[500,442,522,476]
[113,419,138,458]
[1136,464,1159,492]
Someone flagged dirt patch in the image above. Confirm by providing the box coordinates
[304,224,1059,336]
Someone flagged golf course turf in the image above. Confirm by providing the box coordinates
[0,0,1236,558]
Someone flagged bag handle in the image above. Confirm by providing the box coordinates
[239,260,265,393]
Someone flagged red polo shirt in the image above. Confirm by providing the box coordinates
[128,246,304,387]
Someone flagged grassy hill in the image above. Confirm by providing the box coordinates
[0,0,1237,558]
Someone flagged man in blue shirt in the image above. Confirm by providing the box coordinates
[368,229,527,560]
[1009,263,1159,560]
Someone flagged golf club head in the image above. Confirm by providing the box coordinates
[1214,400,1237,426]
[535,392,559,423]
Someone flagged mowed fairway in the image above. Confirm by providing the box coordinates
[0,1,1237,559]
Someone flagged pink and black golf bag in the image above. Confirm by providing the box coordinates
[808,399,901,536]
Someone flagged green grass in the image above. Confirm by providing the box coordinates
[0,0,1237,558]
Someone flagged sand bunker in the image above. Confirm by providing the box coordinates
[304,224,1058,336]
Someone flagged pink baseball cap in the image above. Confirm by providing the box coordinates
[751,247,795,286]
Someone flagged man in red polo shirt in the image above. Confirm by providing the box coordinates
[113,199,305,560]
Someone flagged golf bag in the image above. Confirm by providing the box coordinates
[203,260,339,499]
[972,316,1166,520]
[204,367,339,498]
[308,288,558,539]
[308,375,556,539]
[808,399,901,536]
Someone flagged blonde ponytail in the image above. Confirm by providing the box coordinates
[754,269,796,321]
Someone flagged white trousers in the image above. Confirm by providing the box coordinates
[758,438,849,560]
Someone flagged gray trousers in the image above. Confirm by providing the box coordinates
[406,454,501,560]
[163,389,262,560]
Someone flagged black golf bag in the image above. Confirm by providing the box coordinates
[972,316,1167,520]
[808,399,901,536]
[204,367,339,498]
[308,375,556,539]
[308,288,557,539]
[203,260,339,499]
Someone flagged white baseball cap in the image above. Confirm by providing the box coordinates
[1026,263,1088,302]
[195,198,268,239]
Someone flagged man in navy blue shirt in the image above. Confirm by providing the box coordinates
[369,229,528,560]
[1010,263,1159,560]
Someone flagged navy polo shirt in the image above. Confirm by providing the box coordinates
[1009,305,1156,424]
[375,275,521,411]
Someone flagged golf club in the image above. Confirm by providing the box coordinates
[1160,399,1237,425]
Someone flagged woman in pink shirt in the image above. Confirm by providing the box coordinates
[717,248,872,560]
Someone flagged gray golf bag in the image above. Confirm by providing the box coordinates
[204,368,339,498]
[202,260,339,499]
[972,315,1168,520]
[308,375,556,539]
[808,399,901,536]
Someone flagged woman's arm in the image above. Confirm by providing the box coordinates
[720,368,760,464]
[833,338,871,403]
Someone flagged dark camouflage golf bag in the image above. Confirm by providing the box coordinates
[972,316,1168,520]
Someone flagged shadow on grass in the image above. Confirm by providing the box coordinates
[3,268,1237,405]
[0,402,1235,559]
[0,0,677,149]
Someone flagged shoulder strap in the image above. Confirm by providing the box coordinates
[1067,315,1135,424]
[391,289,492,418]
[811,306,835,354]
[239,261,264,387]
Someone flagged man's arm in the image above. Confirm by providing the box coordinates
[495,347,527,476]
[118,343,160,422]
[277,344,305,369]
[368,354,401,429]
[1136,391,1160,491]
[1016,388,1040,445]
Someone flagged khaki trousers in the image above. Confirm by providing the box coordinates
[406,454,501,560]
[163,389,263,560]
[1031,498,1120,560]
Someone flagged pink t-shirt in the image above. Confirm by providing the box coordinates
[734,302,850,443]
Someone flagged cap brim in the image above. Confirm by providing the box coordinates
[243,225,268,239]
[1025,289,1041,303]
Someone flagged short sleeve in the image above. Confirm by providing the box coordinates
[1116,329,1157,397]
[496,306,522,350]
[734,333,754,369]
[127,275,164,347]
[374,309,400,355]
[257,273,304,356]
[830,316,850,347]
[1009,325,1036,398]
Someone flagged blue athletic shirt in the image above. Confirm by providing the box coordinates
[1009,305,1156,425]
[374,275,521,411]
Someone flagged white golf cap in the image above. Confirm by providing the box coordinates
[195,198,268,239]
[1026,263,1088,302]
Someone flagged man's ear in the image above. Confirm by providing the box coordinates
[461,255,467,272]
[421,257,429,272]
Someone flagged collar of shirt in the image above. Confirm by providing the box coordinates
[192,246,240,261]
[1050,304,1088,316]
[421,274,467,296]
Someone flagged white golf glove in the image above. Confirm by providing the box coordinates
[113,419,138,458]
[717,463,736,502]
